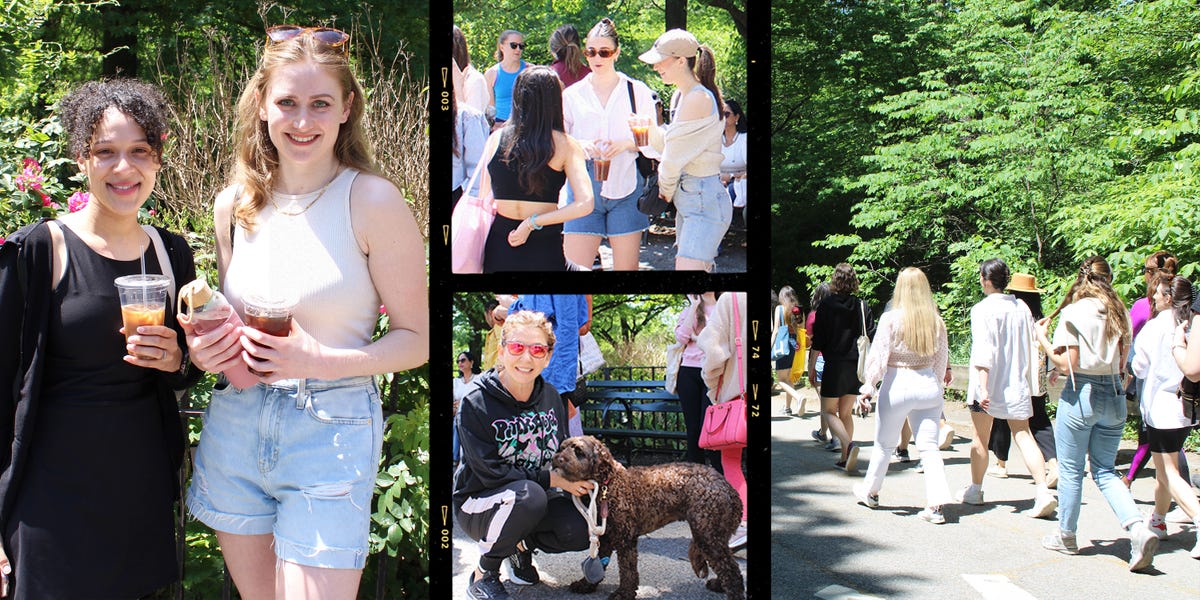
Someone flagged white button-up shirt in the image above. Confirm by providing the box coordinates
[562,72,659,199]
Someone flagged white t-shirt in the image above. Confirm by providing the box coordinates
[1130,311,1191,429]
[1051,297,1124,376]
[968,293,1033,419]
[720,131,747,208]
[462,65,489,115]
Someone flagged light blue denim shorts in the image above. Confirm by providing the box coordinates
[186,376,383,569]
[563,160,650,238]
[673,173,732,264]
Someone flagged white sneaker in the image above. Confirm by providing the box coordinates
[853,482,879,508]
[938,426,955,450]
[728,522,747,550]
[956,485,984,505]
[1128,521,1159,572]
[918,506,946,524]
[1027,493,1058,519]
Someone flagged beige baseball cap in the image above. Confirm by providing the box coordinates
[638,29,699,63]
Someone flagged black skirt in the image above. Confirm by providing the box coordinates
[819,356,862,398]
[483,214,568,272]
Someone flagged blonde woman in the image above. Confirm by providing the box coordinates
[852,268,953,523]
[773,286,803,415]
[1035,256,1157,571]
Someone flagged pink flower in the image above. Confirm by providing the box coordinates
[40,194,52,207]
[15,158,44,192]
[0,237,6,245]
[379,305,387,315]
[67,191,90,213]
[148,208,158,216]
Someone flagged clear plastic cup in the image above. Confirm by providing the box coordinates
[242,294,297,376]
[114,274,171,358]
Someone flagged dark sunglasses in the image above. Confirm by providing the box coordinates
[457,357,470,363]
[266,25,350,55]
[502,341,549,358]
[508,42,526,50]
[584,47,616,58]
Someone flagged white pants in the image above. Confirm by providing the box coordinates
[862,367,953,507]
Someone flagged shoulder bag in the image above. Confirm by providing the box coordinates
[700,296,748,451]
[856,299,871,382]
[1179,375,1200,428]
[627,81,671,217]
[450,151,495,273]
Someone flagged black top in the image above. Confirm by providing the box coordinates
[0,220,198,598]
[488,147,567,204]
[811,293,876,359]
[452,369,568,506]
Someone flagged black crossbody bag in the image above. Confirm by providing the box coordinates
[628,81,671,217]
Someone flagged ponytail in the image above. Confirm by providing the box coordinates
[689,44,723,117]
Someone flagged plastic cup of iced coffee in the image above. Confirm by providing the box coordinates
[114,274,171,358]
[242,294,297,376]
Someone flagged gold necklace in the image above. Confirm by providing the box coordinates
[270,168,340,216]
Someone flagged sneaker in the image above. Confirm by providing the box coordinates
[918,506,946,524]
[1191,536,1200,560]
[853,482,880,508]
[891,448,911,463]
[824,439,841,452]
[1042,529,1079,554]
[1145,517,1168,540]
[844,442,860,473]
[938,426,955,450]
[812,430,828,443]
[1165,506,1191,524]
[986,465,1008,479]
[506,547,539,586]
[915,459,925,474]
[1027,493,1058,519]
[1128,522,1159,572]
[783,406,794,416]
[467,569,510,600]
[729,522,747,551]
[956,485,984,505]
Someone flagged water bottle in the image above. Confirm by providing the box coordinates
[177,278,257,389]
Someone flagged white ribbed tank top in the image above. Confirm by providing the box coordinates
[223,168,380,351]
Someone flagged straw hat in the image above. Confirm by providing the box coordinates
[638,29,699,63]
[1007,272,1044,294]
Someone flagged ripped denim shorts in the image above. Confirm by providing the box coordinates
[186,376,383,569]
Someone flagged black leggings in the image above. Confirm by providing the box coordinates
[988,395,1056,461]
[483,214,567,272]
[456,479,590,572]
[677,366,722,472]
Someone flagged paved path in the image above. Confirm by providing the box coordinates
[592,221,746,272]
[770,386,1200,599]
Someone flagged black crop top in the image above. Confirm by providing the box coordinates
[488,149,567,204]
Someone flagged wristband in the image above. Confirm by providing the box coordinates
[529,214,543,230]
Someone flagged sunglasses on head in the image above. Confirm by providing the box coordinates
[584,47,616,58]
[503,341,549,358]
[266,25,350,55]
[508,41,526,50]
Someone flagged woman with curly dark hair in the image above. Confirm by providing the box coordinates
[475,66,593,272]
[811,263,874,472]
[0,79,200,598]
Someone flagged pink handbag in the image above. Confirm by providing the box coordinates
[451,159,494,274]
[699,296,748,451]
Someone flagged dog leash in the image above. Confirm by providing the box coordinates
[571,478,609,584]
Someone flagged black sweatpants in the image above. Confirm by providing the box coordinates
[677,366,722,472]
[456,479,590,572]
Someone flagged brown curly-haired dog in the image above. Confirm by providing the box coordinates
[552,435,745,600]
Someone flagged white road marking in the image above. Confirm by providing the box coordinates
[962,574,1038,600]
[815,584,886,600]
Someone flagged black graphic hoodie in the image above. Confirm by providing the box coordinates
[453,369,568,507]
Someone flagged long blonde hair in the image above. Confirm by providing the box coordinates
[232,33,377,229]
[1047,256,1131,344]
[892,267,942,357]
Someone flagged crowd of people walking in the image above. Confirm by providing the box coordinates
[777,255,1200,574]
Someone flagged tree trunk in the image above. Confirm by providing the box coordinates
[666,0,688,30]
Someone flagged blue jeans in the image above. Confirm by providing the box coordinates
[1054,373,1141,534]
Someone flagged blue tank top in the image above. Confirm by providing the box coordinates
[493,60,526,121]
